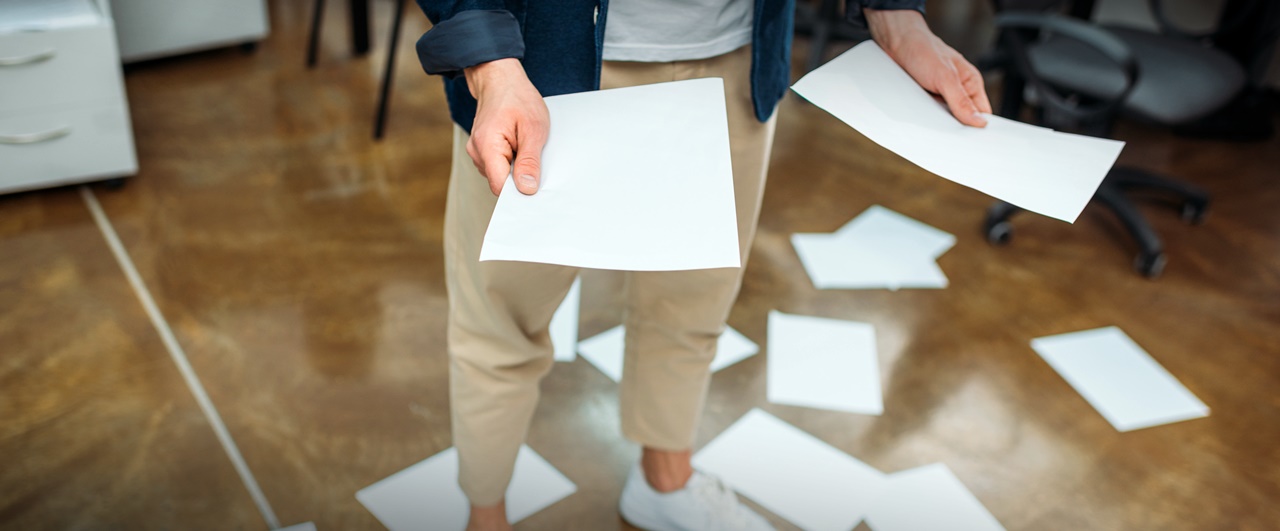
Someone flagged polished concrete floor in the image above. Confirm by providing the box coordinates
[3,1,1279,530]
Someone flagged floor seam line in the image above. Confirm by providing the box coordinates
[80,186,282,530]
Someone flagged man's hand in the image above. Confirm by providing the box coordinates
[464,58,549,195]
[865,9,992,127]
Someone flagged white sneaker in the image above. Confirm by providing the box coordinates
[619,464,775,531]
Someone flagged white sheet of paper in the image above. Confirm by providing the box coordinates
[836,205,955,259]
[278,523,317,531]
[792,233,948,290]
[792,205,952,290]
[792,41,1125,223]
[767,311,883,414]
[481,78,740,270]
[577,325,759,382]
[550,277,582,362]
[356,445,575,531]
[1031,326,1209,431]
[865,463,1005,531]
[692,409,886,531]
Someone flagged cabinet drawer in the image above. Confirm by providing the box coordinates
[0,103,137,193]
[0,23,125,115]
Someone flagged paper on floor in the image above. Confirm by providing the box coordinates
[865,463,1005,531]
[1031,326,1208,431]
[791,41,1124,223]
[481,78,739,270]
[692,409,886,531]
[836,204,956,259]
[577,325,759,382]
[356,445,575,531]
[792,205,953,290]
[767,311,883,415]
[550,277,582,362]
[791,233,948,290]
[278,523,317,531]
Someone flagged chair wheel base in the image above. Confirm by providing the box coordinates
[985,220,1013,246]
[1134,252,1166,279]
[1180,201,1208,225]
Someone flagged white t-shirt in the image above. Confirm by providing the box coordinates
[602,0,754,62]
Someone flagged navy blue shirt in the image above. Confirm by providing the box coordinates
[413,0,925,132]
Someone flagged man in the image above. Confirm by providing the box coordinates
[413,1,990,529]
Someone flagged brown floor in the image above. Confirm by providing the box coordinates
[3,0,1279,529]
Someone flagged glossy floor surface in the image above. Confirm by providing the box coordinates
[3,1,1278,529]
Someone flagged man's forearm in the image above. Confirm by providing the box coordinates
[864,8,931,57]
[464,58,527,100]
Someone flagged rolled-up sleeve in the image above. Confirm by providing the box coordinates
[845,0,927,26]
[415,9,525,78]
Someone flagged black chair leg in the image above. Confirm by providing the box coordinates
[1093,182,1167,278]
[307,0,326,68]
[374,0,406,140]
[1108,167,1211,223]
[351,0,371,55]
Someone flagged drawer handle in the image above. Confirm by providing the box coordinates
[0,126,72,144]
[0,49,57,66]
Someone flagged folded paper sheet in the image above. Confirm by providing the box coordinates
[766,311,883,414]
[577,325,759,382]
[356,445,575,531]
[792,41,1125,223]
[792,205,955,290]
[1031,326,1209,431]
[692,409,886,531]
[481,78,740,270]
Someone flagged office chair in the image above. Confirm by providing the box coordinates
[981,0,1247,277]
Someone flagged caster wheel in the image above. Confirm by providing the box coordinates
[1134,252,1166,279]
[1180,201,1208,225]
[986,220,1013,246]
[240,41,259,54]
[100,177,127,191]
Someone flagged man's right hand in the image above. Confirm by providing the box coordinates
[464,58,549,196]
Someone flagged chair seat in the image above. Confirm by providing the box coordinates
[1027,24,1246,124]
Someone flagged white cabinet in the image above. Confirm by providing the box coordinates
[110,0,270,62]
[0,0,137,194]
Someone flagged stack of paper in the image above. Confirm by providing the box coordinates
[792,205,955,290]
[693,409,1005,531]
[356,445,575,531]
[1031,326,1209,431]
[577,325,759,382]
[766,311,883,415]
[792,41,1125,223]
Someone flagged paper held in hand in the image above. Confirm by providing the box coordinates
[791,41,1125,223]
[480,78,740,271]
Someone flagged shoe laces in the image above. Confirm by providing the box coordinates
[690,473,751,528]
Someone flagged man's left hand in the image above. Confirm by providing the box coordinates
[865,8,993,127]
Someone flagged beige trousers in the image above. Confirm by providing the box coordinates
[444,45,778,505]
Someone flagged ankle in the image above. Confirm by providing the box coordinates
[466,500,511,531]
[641,447,694,493]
